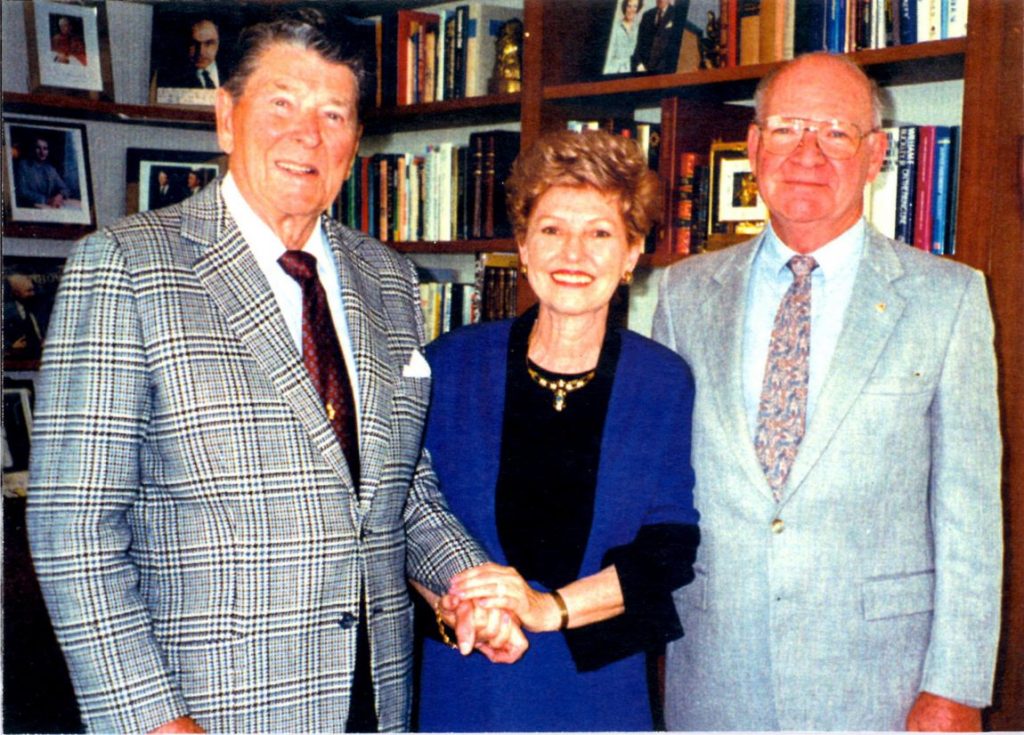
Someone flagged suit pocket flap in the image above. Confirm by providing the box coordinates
[862,570,935,620]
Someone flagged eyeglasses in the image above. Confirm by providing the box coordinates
[757,115,877,160]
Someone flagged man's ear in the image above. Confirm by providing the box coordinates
[214,87,235,155]
[746,122,761,177]
[863,128,889,183]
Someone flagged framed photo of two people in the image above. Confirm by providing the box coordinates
[600,0,722,76]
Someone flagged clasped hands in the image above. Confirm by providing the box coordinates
[437,562,565,664]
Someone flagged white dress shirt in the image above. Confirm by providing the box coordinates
[220,173,361,419]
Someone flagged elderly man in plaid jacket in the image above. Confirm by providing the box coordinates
[27,12,525,734]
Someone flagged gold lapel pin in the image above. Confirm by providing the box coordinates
[875,302,887,313]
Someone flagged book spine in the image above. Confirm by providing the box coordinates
[930,125,952,255]
[945,125,961,254]
[897,0,916,43]
[912,124,936,251]
[894,125,917,245]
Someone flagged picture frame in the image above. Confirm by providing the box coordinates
[2,378,35,498]
[676,0,724,72]
[24,0,115,101]
[149,3,248,107]
[126,148,226,214]
[708,140,766,240]
[3,256,66,370]
[3,118,95,239]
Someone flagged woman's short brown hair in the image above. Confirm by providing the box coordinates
[505,129,662,245]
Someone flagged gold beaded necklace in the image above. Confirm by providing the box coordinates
[526,358,596,412]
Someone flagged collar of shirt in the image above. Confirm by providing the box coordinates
[219,173,361,408]
[198,62,219,87]
[742,219,865,437]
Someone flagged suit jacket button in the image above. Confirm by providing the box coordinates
[339,612,357,629]
[771,518,785,534]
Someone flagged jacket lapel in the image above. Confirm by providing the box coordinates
[186,186,358,492]
[323,222,396,509]
[702,238,777,500]
[780,229,907,502]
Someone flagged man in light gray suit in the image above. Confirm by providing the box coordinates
[28,12,523,734]
[654,52,1002,731]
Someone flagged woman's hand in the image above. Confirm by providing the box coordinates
[448,562,563,633]
[436,592,529,663]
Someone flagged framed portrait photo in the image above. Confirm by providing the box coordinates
[24,0,114,100]
[149,3,248,107]
[3,118,95,238]
[709,140,766,240]
[2,256,66,370]
[126,148,225,214]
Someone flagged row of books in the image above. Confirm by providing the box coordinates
[867,124,962,255]
[333,130,520,243]
[416,252,520,342]
[718,0,967,68]
[377,4,520,107]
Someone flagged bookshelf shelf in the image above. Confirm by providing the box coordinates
[366,93,521,132]
[390,238,517,255]
[542,38,966,107]
[2,91,215,129]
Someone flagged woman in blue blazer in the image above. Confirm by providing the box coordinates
[417,130,700,731]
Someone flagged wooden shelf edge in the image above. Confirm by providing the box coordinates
[544,38,967,103]
[390,239,517,255]
[3,91,216,127]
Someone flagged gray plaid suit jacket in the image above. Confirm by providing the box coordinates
[27,182,486,733]
[653,226,1002,730]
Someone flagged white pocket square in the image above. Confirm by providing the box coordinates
[402,349,431,378]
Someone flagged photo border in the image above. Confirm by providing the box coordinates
[3,117,96,239]
[25,0,115,101]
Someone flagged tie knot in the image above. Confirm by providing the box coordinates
[787,255,818,279]
[279,250,318,285]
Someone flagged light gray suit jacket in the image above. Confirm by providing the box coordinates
[27,183,486,733]
[653,226,1002,730]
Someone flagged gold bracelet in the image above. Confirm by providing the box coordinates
[434,598,458,649]
[551,589,569,631]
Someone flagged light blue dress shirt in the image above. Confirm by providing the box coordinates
[220,173,361,419]
[742,220,865,439]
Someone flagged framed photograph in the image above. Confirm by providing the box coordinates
[149,3,248,107]
[709,141,766,239]
[3,378,35,498]
[3,118,95,238]
[126,148,225,214]
[3,256,66,370]
[24,0,115,100]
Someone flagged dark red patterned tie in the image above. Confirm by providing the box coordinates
[754,255,818,501]
[278,250,360,487]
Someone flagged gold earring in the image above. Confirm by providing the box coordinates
[621,270,634,285]
[520,264,528,276]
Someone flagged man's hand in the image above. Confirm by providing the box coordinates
[147,715,205,733]
[905,692,981,731]
[441,594,528,664]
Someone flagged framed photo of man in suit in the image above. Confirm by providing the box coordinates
[2,256,65,370]
[149,3,246,107]
[3,119,95,238]
[125,148,225,214]
[24,0,114,100]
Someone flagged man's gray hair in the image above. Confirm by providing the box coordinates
[222,8,368,118]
